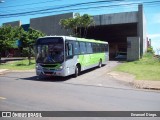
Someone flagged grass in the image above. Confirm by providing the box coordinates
[0,59,35,70]
[114,53,160,81]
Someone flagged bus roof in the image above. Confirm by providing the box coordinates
[38,36,108,44]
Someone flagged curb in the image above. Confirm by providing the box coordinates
[133,80,160,90]
[108,71,160,90]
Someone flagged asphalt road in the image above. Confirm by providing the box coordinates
[0,61,160,120]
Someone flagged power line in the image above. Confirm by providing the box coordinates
[0,0,160,18]
[0,0,141,16]
[0,0,62,9]
[0,0,127,13]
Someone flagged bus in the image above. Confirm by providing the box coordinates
[35,36,109,77]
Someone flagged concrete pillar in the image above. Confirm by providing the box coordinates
[127,37,140,61]
[137,4,144,57]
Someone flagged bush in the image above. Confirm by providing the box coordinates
[147,47,154,54]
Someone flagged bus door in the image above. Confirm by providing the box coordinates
[79,42,89,70]
[65,41,77,75]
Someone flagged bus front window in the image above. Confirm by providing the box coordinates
[36,44,64,64]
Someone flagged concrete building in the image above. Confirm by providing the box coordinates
[29,5,147,61]
[3,20,21,27]
[30,13,73,36]
[2,5,147,61]
[86,4,147,60]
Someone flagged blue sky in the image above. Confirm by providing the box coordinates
[0,0,160,54]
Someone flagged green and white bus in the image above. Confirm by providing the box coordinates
[35,36,109,77]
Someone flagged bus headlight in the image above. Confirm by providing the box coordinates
[55,65,63,70]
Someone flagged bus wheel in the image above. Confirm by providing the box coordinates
[74,65,79,77]
[98,59,102,68]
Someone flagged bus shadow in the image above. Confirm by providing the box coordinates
[20,66,103,82]
[20,75,72,82]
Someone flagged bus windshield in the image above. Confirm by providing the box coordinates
[35,37,64,64]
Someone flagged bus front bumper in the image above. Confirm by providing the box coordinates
[36,68,66,77]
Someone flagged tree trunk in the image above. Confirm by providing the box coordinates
[28,46,31,65]
[84,27,88,38]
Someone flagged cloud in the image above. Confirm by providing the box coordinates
[148,34,160,54]
[148,34,160,39]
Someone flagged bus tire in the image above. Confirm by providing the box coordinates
[98,59,102,68]
[74,65,79,77]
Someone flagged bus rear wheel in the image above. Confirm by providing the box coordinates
[98,59,102,68]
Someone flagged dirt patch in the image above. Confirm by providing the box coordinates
[107,71,135,83]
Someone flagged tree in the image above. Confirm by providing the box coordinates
[81,14,95,37]
[59,13,95,37]
[0,25,45,65]
[21,28,45,65]
[0,25,17,63]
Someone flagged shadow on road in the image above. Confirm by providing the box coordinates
[20,66,103,82]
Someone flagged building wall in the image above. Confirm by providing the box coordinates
[30,13,73,36]
[127,37,140,61]
[3,21,21,27]
[93,11,138,26]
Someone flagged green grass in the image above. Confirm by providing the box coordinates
[0,59,35,70]
[115,53,160,81]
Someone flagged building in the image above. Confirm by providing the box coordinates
[2,4,147,61]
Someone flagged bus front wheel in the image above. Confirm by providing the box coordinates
[74,65,79,77]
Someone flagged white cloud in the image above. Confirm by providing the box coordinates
[147,34,160,54]
[151,39,160,54]
[148,34,160,39]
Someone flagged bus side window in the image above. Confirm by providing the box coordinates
[105,44,108,52]
[80,42,87,54]
[93,43,97,53]
[65,42,73,59]
[86,42,93,54]
[74,42,80,55]
[97,44,100,53]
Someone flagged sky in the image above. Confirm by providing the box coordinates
[0,0,160,54]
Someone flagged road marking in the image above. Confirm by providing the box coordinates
[0,97,6,100]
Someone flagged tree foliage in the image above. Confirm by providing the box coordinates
[0,25,16,52]
[0,25,45,64]
[59,13,94,37]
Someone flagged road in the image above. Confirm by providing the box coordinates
[0,61,160,119]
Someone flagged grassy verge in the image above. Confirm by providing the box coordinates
[114,53,160,81]
[0,59,35,70]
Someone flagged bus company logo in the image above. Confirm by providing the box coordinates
[2,112,11,117]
